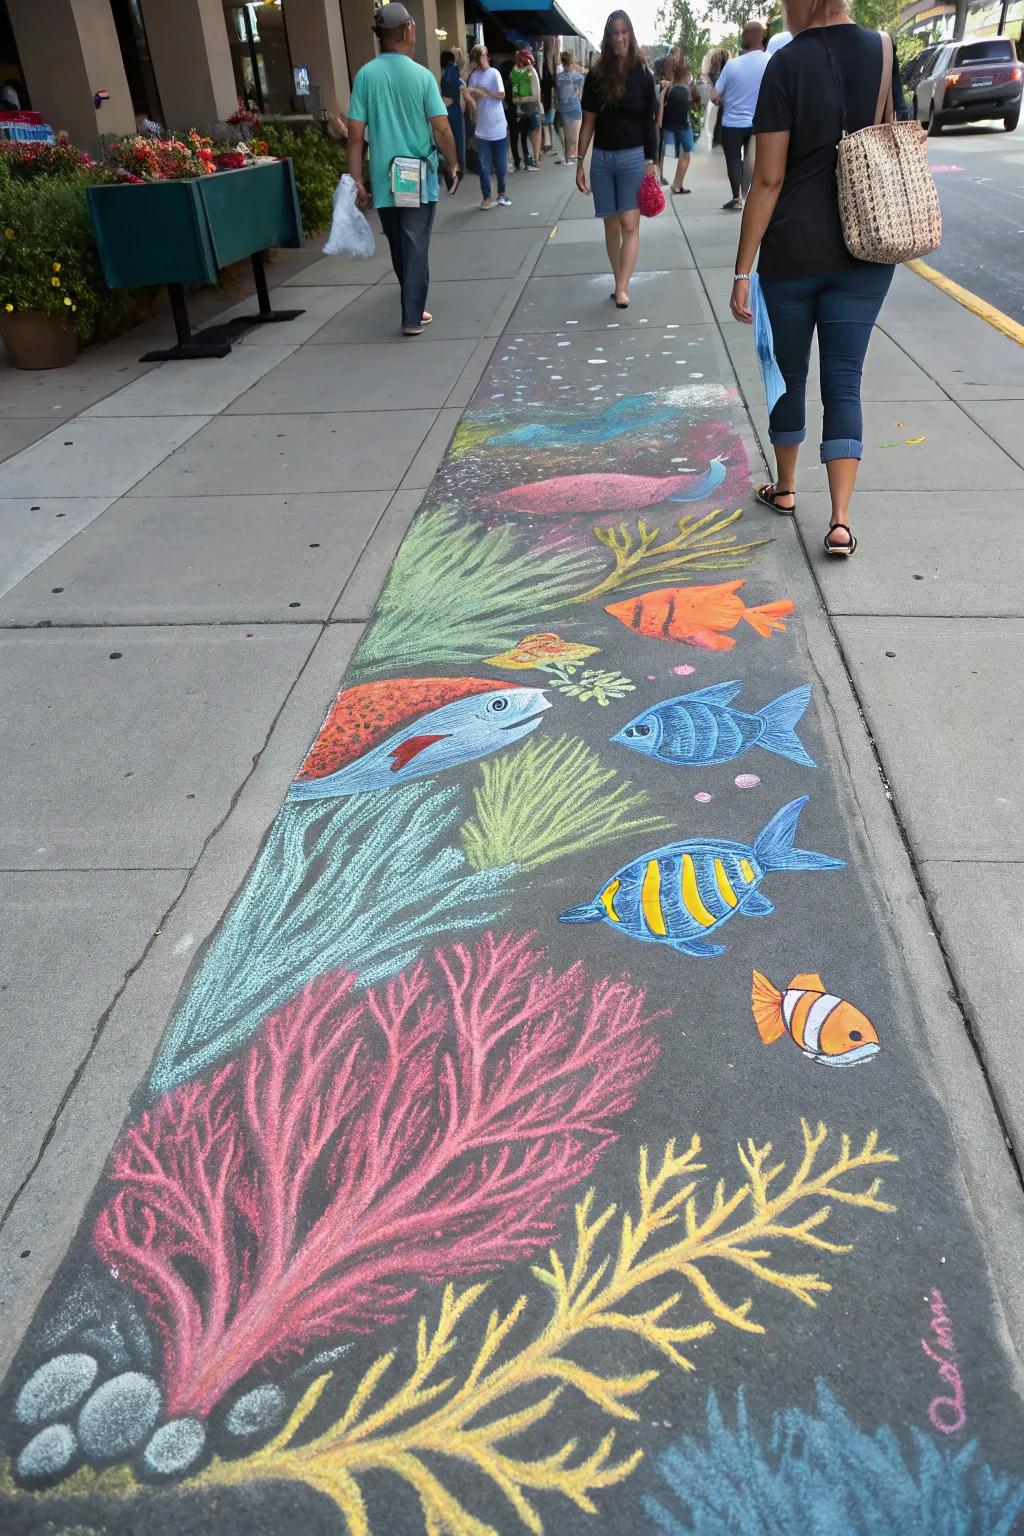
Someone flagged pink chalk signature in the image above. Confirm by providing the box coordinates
[922,1288,966,1434]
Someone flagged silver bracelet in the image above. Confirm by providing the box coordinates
[733,272,751,281]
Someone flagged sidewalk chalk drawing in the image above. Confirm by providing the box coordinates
[485,460,727,516]
[923,1289,967,1435]
[7,1122,898,1520]
[460,733,674,872]
[4,261,1023,1535]
[559,797,844,958]
[612,681,816,768]
[151,785,514,1095]
[643,1381,1024,1535]
[287,677,551,799]
[483,633,636,705]
[606,579,796,651]
[570,508,773,604]
[92,934,660,1424]
[751,970,881,1066]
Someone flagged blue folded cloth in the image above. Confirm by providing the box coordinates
[750,273,786,415]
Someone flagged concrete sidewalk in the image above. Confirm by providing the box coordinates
[2,144,1024,1531]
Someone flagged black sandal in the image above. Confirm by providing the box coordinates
[756,483,796,514]
[824,522,857,557]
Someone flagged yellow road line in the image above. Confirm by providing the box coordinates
[906,258,1024,348]
[548,222,558,241]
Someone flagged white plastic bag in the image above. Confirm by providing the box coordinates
[322,173,375,259]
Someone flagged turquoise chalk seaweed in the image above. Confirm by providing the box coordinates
[644,1381,1024,1536]
[150,784,514,1097]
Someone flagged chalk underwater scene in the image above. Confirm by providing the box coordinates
[2,334,1023,1536]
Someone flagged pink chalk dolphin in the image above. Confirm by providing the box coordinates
[484,459,726,516]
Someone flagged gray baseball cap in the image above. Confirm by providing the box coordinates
[374,3,413,29]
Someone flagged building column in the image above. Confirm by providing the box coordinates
[139,0,237,131]
[435,0,468,54]
[339,0,378,80]
[284,0,351,115]
[6,0,135,149]
[407,0,442,76]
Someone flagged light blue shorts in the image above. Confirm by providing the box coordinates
[663,123,694,156]
[590,145,644,218]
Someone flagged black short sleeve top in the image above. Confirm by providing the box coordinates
[753,26,908,280]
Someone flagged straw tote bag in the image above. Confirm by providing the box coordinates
[829,30,942,264]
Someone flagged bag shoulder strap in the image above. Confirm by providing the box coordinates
[875,31,895,124]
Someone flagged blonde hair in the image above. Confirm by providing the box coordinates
[469,41,487,67]
[452,45,465,64]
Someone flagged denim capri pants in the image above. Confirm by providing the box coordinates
[590,145,644,218]
[663,123,694,155]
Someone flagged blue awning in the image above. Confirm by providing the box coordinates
[473,0,593,43]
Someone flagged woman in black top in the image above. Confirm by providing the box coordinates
[730,0,913,555]
[576,11,658,308]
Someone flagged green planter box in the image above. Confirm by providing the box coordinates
[87,160,303,288]
[86,160,305,361]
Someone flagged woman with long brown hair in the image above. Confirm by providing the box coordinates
[576,10,658,308]
[730,0,910,554]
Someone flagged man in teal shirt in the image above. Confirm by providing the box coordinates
[348,3,460,335]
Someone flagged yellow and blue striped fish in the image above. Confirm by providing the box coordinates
[559,797,844,957]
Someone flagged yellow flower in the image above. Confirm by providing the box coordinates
[51,276,61,287]
[71,304,77,311]
[52,261,62,272]
[4,227,14,239]
[4,302,13,312]
[63,296,72,306]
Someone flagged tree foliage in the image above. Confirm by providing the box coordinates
[656,0,711,65]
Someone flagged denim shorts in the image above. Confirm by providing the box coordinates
[663,123,694,156]
[590,145,644,218]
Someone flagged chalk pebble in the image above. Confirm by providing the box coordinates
[673,664,696,676]
[735,774,761,789]
[17,1424,77,1478]
[15,1353,98,1424]
[78,1372,160,1459]
[226,1384,286,1438]
[143,1418,207,1475]
[694,792,713,803]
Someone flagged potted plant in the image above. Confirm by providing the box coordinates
[0,164,104,368]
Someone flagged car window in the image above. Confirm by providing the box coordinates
[954,40,1015,64]
[904,48,935,85]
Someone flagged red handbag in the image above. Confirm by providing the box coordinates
[637,169,665,217]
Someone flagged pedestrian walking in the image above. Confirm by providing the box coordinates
[467,43,512,208]
[729,0,910,554]
[556,49,585,161]
[659,53,694,193]
[576,10,658,309]
[347,3,460,337]
[439,47,468,172]
[699,47,730,149]
[541,57,557,152]
[498,56,521,169]
[712,23,769,207]
[511,48,543,168]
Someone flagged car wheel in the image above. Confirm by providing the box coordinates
[927,104,944,135]
[1005,107,1020,131]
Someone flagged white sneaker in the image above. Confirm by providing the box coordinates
[497,195,512,206]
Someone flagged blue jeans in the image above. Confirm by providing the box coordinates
[447,103,465,169]
[761,264,895,461]
[476,135,508,200]
[378,202,436,331]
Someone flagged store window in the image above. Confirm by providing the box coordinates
[223,2,295,115]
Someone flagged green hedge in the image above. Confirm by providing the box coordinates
[260,125,347,235]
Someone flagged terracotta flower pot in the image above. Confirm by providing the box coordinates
[0,310,78,369]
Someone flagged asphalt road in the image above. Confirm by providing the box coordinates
[925,122,1024,321]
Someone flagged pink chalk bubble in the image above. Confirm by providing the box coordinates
[694,792,713,803]
[673,664,695,676]
[735,774,761,789]
[647,674,657,681]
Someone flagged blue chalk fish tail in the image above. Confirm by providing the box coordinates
[756,684,817,768]
[667,457,727,504]
[754,796,845,873]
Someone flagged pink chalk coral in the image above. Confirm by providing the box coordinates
[94,932,659,1417]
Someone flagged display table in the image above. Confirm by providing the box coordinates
[87,159,305,361]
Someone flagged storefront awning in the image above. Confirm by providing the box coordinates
[476,0,593,43]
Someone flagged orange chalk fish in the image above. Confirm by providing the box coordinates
[751,970,880,1066]
[605,580,795,652]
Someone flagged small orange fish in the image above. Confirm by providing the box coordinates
[751,970,880,1066]
[606,580,795,652]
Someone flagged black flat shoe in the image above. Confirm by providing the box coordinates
[672,186,691,194]
[824,523,857,557]
[756,483,796,514]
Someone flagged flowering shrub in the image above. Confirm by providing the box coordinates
[104,130,214,181]
[0,160,144,341]
[0,141,97,180]
[228,100,262,129]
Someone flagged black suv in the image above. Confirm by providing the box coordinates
[904,36,1022,133]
